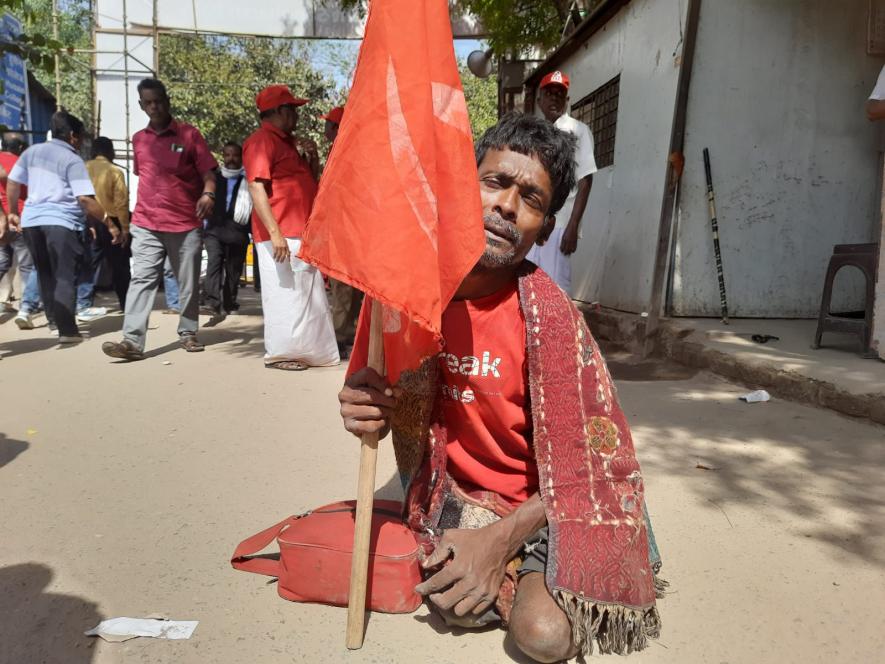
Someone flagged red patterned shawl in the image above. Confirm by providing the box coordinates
[381,264,660,655]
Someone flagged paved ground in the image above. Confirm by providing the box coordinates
[1,295,884,664]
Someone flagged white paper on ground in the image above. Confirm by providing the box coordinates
[739,390,771,403]
[84,617,199,642]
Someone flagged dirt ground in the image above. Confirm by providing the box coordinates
[1,293,884,664]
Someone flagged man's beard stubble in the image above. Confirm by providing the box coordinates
[478,213,522,268]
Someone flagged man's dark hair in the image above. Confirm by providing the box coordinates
[91,136,115,159]
[2,132,27,155]
[475,112,577,216]
[137,77,168,99]
[223,141,242,153]
[50,111,85,142]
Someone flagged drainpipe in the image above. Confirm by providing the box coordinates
[643,0,702,357]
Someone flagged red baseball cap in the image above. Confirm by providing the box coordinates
[255,85,308,113]
[320,106,344,125]
[539,70,569,91]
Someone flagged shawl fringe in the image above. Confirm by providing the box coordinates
[654,574,670,599]
[553,590,662,656]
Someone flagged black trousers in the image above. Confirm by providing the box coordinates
[99,220,131,309]
[203,226,249,312]
[22,225,85,336]
[80,220,131,310]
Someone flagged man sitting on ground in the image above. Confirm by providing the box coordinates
[339,113,662,662]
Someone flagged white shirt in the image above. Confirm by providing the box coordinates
[553,113,598,229]
[870,65,885,100]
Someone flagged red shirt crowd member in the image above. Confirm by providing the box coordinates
[0,132,39,329]
[242,84,338,371]
[102,77,217,362]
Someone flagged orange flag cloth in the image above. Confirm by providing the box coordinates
[299,0,484,384]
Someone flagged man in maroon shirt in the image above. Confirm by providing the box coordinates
[102,78,217,361]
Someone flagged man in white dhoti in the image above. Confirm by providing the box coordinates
[242,85,339,370]
[527,70,597,295]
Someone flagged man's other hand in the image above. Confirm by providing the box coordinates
[7,213,21,233]
[415,527,510,618]
[269,232,290,263]
[195,193,214,220]
[338,367,397,438]
[107,222,121,244]
[560,223,579,255]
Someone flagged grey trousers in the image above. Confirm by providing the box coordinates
[122,224,202,351]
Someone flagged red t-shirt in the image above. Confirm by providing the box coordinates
[440,282,537,505]
[131,119,218,232]
[242,121,318,242]
[347,282,538,506]
[0,151,25,214]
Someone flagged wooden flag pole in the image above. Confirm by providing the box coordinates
[346,299,386,649]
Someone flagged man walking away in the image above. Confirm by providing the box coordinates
[201,141,251,319]
[526,71,597,294]
[102,77,217,361]
[0,132,41,330]
[78,136,131,318]
[242,85,338,370]
[5,112,117,344]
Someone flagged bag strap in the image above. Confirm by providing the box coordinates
[231,515,298,577]
[231,505,406,577]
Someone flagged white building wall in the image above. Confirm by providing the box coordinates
[554,0,688,312]
[672,0,881,317]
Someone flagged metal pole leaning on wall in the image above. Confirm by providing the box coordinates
[703,147,729,324]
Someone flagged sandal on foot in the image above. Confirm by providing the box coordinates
[265,360,309,371]
[102,339,145,361]
[180,335,205,352]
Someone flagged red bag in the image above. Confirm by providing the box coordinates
[231,500,423,614]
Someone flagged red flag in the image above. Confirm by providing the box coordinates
[299,0,484,384]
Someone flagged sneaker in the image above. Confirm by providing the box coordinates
[101,339,145,361]
[14,312,34,330]
[58,334,85,344]
[162,308,180,315]
[76,307,108,323]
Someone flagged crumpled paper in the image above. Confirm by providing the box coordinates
[85,617,198,642]
[739,390,771,403]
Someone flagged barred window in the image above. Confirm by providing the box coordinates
[571,75,620,169]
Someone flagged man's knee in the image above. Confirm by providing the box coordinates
[510,611,574,663]
[509,573,576,663]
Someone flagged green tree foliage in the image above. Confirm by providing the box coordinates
[18,0,93,127]
[159,34,344,158]
[459,63,497,140]
[337,0,577,55]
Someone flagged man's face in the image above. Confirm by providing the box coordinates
[539,85,568,122]
[139,88,171,124]
[278,104,299,134]
[324,120,339,143]
[476,148,554,269]
[222,145,242,170]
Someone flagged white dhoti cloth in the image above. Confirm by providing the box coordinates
[526,227,572,295]
[256,238,340,366]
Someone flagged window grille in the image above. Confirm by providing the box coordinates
[571,75,620,168]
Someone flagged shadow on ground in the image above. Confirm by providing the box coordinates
[619,375,885,567]
[0,563,102,663]
[0,432,28,468]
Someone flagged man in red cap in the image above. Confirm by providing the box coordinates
[527,70,597,295]
[242,85,339,370]
[320,106,344,144]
